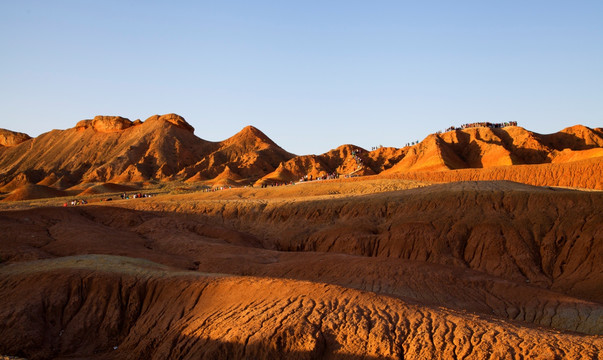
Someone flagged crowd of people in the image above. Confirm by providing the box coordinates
[298,172,340,183]
[68,192,153,203]
[260,181,294,188]
[351,149,364,171]
[203,186,233,192]
[120,192,151,199]
[62,199,87,206]
[441,121,518,133]
[374,121,519,151]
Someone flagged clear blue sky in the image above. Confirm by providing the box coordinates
[1,1,601,155]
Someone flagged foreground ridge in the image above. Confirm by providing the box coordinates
[1,255,601,359]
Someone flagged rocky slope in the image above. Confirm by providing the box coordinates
[383,125,603,173]
[0,115,293,195]
[179,125,294,183]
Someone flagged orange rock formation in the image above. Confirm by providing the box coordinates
[0,115,293,197]
[1,117,602,201]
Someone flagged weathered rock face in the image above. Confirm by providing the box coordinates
[76,116,134,133]
[543,125,603,150]
[0,172,33,192]
[258,125,603,186]
[0,114,298,198]
[0,129,31,147]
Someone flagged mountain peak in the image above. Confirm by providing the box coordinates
[238,125,271,141]
[144,114,195,133]
[222,125,277,148]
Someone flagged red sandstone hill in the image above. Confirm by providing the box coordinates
[378,125,603,189]
[257,145,378,184]
[258,125,602,186]
[0,115,293,195]
[384,157,603,190]
[1,118,602,200]
[258,145,412,185]
[383,125,603,174]
[178,125,294,182]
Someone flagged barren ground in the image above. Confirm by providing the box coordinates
[0,178,601,359]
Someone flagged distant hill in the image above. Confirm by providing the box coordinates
[1,115,602,200]
[257,145,379,185]
[0,114,294,194]
[259,125,603,184]
[178,125,295,183]
[382,125,603,174]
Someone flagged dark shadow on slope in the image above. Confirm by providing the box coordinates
[493,128,551,164]
[539,131,602,151]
